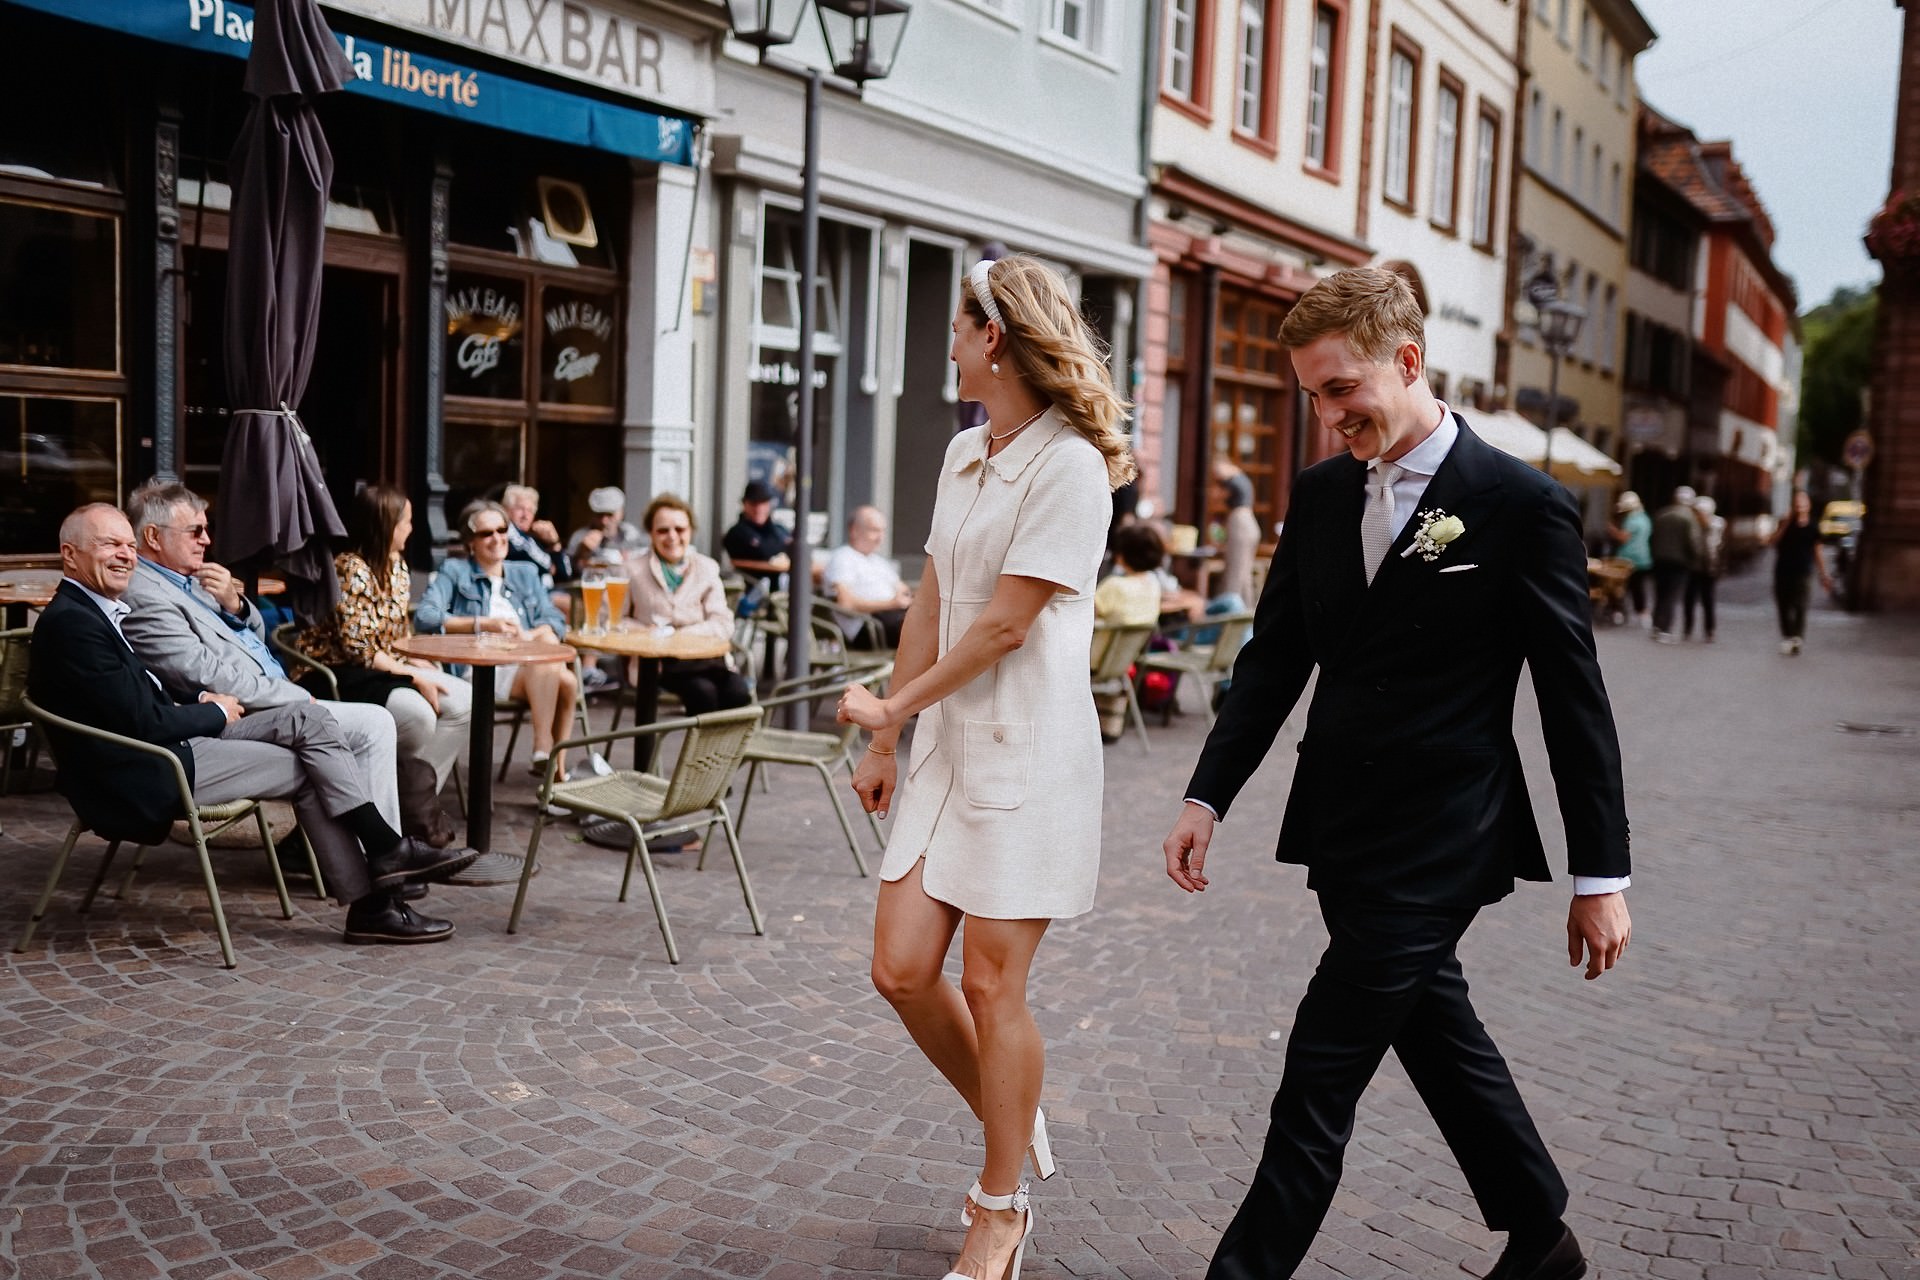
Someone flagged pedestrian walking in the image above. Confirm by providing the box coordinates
[836,255,1133,1280]
[1648,486,1702,643]
[1160,266,1631,1280]
[1770,490,1833,656]
[1684,495,1727,642]
[1605,491,1652,626]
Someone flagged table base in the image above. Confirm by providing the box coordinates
[443,850,535,886]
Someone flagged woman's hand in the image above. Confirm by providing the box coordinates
[476,615,520,636]
[411,671,444,714]
[848,747,897,819]
[836,684,894,732]
[528,624,559,643]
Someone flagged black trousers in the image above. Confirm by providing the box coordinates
[1684,571,1717,638]
[1207,896,1568,1280]
[1774,573,1811,639]
[1651,563,1689,633]
[659,658,751,715]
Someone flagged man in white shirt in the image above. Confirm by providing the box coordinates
[1162,267,1632,1280]
[822,505,911,647]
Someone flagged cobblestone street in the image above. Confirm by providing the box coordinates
[2,570,1915,1280]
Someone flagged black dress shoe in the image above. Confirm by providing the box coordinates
[1484,1223,1586,1280]
[342,892,455,945]
[367,837,479,889]
[400,881,430,902]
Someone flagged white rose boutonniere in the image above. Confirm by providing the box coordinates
[1402,509,1466,562]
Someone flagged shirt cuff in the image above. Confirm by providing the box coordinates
[1183,798,1219,822]
[1572,875,1630,895]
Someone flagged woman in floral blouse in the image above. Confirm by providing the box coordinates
[298,485,472,843]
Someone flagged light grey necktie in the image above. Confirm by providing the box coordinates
[1361,461,1402,585]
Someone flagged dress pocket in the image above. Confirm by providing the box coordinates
[962,719,1032,809]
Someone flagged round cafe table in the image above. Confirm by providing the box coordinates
[570,628,731,770]
[392,633,574,884]
[0,569,60,627]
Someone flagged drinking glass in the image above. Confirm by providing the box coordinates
[605,567,630,631]
[580,567,607,635]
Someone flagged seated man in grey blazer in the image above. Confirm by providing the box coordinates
[119,481,412,844]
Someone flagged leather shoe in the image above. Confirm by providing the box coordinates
[1484,1223,1586,1280]
[400,881,430,902]
[367,836,479,889]
[342,892,454,945]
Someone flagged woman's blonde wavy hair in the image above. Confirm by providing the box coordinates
[964,255,1136,490]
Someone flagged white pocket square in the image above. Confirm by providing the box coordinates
[1437,563,1480,574]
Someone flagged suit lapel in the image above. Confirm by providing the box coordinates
[1356,419,1505,618]
[1311,455,1369,645]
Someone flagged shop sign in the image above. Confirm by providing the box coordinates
[1436,302,1485,329]
[8,0,695,165]
[540,288,618,406]
[750,359,829,389]
[322,0,711,116]
[445,274,526,400]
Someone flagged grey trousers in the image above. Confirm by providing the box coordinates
[317,699,401,830]
[188,704,377,906]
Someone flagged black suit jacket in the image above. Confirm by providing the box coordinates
[1186,419,1629,907]
[27,581,227,844]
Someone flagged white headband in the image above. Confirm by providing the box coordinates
[969,259,1004,330]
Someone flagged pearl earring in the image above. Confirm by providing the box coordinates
[991,361,1000,375]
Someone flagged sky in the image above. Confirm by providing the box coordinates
[1629,0,1902,313]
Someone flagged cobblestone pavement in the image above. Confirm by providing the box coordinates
[2,569,1915,1280]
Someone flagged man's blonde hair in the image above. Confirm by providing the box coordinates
[1277,266,1426,364]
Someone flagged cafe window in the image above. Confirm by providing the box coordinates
[443,159,627,531]
[0,394,121,553]
[0,201,120,374]
[1206,290,1291,545]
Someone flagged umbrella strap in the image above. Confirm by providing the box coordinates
[233,402,312,446]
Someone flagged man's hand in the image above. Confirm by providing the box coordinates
[580,528,605,553]
[196,563,245,614]
[198,691,244,724]
[1163,802,1215,893]
[769,552,791,572]
[530,518,562,549]
[1567,892,1631,980]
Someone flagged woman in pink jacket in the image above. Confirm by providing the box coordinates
[622,494,750,713]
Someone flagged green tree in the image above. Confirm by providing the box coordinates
[1798,286,1876,466]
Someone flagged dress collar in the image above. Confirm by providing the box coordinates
[951,407,1068,485]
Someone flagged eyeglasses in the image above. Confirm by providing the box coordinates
[470,526,509,538]
[652,525,691,537]
[163,523,210,539]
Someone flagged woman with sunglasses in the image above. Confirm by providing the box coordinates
[417,500,582,779]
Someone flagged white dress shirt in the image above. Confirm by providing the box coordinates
[1185,405,1629,896]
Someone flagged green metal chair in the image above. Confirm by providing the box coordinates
[509,705,765,965]
[15,696,306,970]
[269,622,338,698]
[1089,621,1156,753]
[1138,610,1258,727]
[736,663,894,877]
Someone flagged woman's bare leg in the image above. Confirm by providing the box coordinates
[960,914,1049,1196]
[871,860,981,1117]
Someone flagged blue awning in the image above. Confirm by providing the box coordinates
[6,0,695,166]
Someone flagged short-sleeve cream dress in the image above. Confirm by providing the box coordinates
[881,410,1114,920]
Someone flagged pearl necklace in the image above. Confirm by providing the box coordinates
[988,407,1047,442]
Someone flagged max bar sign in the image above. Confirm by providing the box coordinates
[4,0,694,165]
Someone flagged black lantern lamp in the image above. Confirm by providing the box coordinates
[1538,297,1586,357]
[814,0,911,85]
[724,0,810,49]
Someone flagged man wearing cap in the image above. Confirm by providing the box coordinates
[723,480,794,585]
[568,486,646,569]
[1648,486,1702,644]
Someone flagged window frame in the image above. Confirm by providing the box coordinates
[1471,101,1501,251]
[1429,69,1464,233]
[1381,31,1422,211]
[1161,0,1216,119]
[1229,0,1284,154]
[1303,0,1348,178]
[1046,0,1110,59]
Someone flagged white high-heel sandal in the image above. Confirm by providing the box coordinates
[945,1180,1032,1280]
[965,1108,1056,1225]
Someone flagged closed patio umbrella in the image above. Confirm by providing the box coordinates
[210,0,353,623]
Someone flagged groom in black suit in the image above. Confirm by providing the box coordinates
[1162,267,1631,1280]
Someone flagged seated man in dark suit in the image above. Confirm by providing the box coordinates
[27,505,477,946]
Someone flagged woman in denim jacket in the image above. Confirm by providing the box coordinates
[418,500,581,777]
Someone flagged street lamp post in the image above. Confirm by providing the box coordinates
[722,0,911,709]
[1537,296,1586,478]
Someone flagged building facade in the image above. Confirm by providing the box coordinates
[1504,0,1652,533]
[0,0,714,559]
[702,0,1154,570]
[1360,0,1518,412]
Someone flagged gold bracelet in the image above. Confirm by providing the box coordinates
[866,744,897,756]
